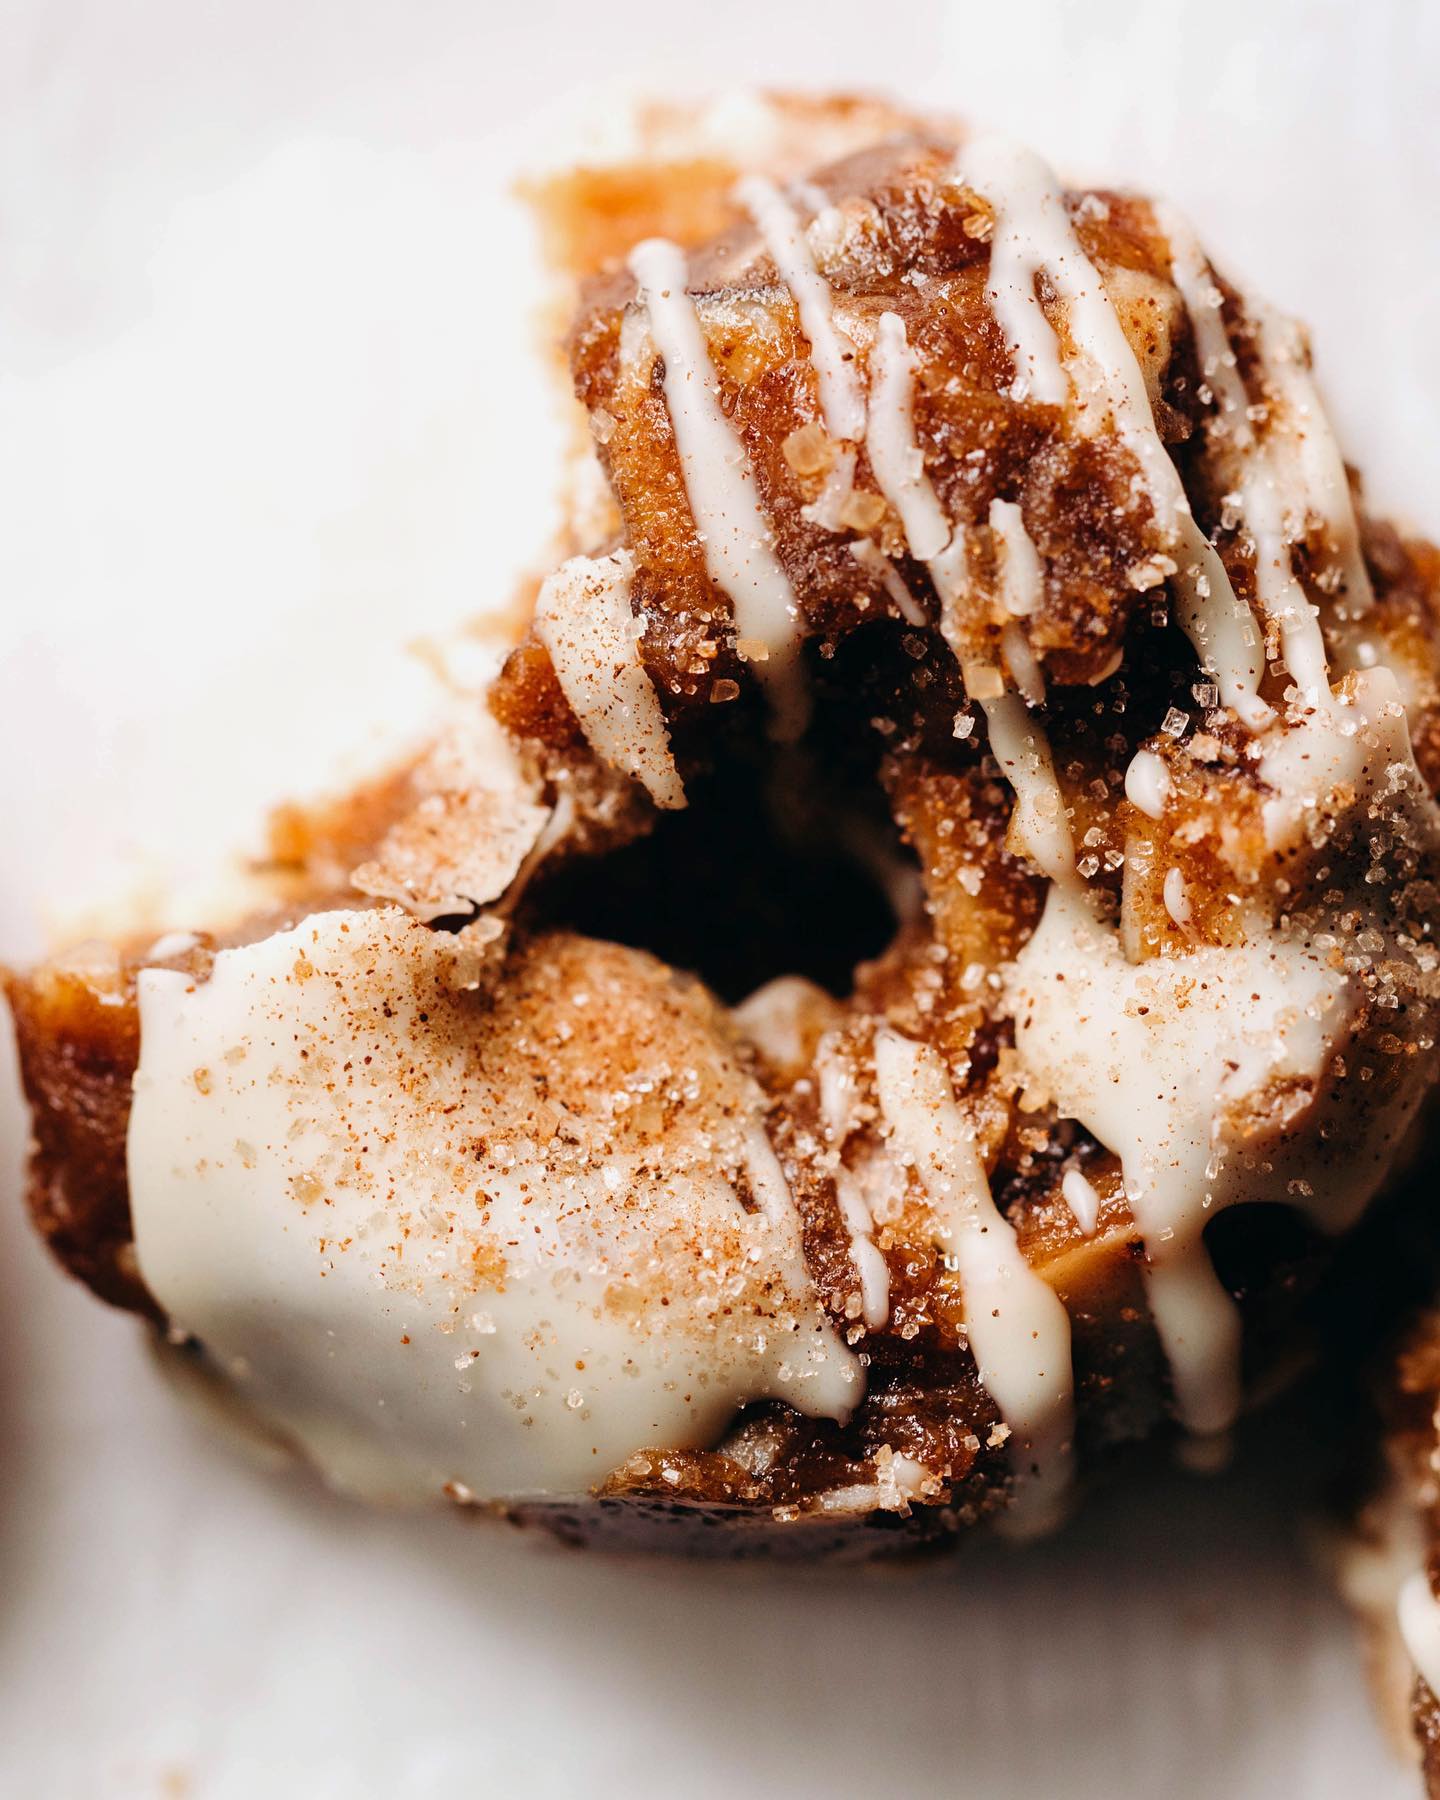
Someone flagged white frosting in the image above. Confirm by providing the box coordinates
[1159,248,1401,851]
[956,136,1272,731]
[977,691,1075,886]
[866,311,968,614]
[1256,303,1374,617]
[833,1174,891,1333]
[800,445,857,531]
[1009,884,1352,1435]
[1162,866,1191,927]
[128,911,860,1504]
[1399,1571,1440,1697]
[867,312,952,558]
[1162,220,1380,774]
[1168,515,1272,731]
[1162,218,1377,751]
[735,176,866,442]
[989,498,1043,616]
[628,237,807,737]
[961,137,1069,410]
[731,972,834,1073]
[1229,306,1335,704]
[874,1028,1073,1531]
[1124,749,1171,820]
[1060,1168,1101,1237]
[814,1035,891,1331]
[1000,620,1046,707]
[849,538,928,626]
[1156,203,1251,442]
[871,275,1079,894]
[534,549,685,811]
[1258,664,1416,850]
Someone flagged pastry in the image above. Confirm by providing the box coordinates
[11,104,1440,1560]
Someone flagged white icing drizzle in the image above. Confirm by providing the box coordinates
[1001,620,1046,707]
[1155,203,1251,443]
[628,237,807,737]
[834,1174,891,1332]
[731,973,831,1073]
[1257,664,1417,861]
[1163,211,1375,711]
[867,312,951,558]
[1124,748,1171,819]
[874,1028,1074,1530]
[815,1035,891,1331]
[989,498,1043,616]
[735,175,866,442]
[128,911,861,1505]
[1165,220,1383,793]
[849,537,928,627]
[929,533,972,632]
[956,137,1272,731]
[864,303,1067,938]
[1160,229,1390,851]
[1232,308,1335,707]
[1400,1571,1440,1697]
[1258,304,1374,617]
[977,690,1075,886]
[1008,884,1350,1435]
[801,445,857,531]
[534,549,686,811]
[1168,514,1272,731]
[1162,866,1191,927]
[925,496,1074,888]
[944,137,1437,1452]
[866,310,968,614]
[1060,1168,1101,1237]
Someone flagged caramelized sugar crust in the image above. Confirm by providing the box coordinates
[570,149,1173,694]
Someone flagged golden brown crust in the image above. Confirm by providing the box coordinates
[524,92,946,280]
[557,138,1180,723]
[6,951,148,1314]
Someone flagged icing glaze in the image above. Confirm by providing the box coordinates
[866,311,968,615]
[129,912,860,1504]
[736,175,866,441]
[1011,884,1350,1435]
[535,549,686,810]
[629,236,808,736]
[874,1028,1074,1531]
[957,136,1272,731]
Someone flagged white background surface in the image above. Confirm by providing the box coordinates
[2,1,1437,1794]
